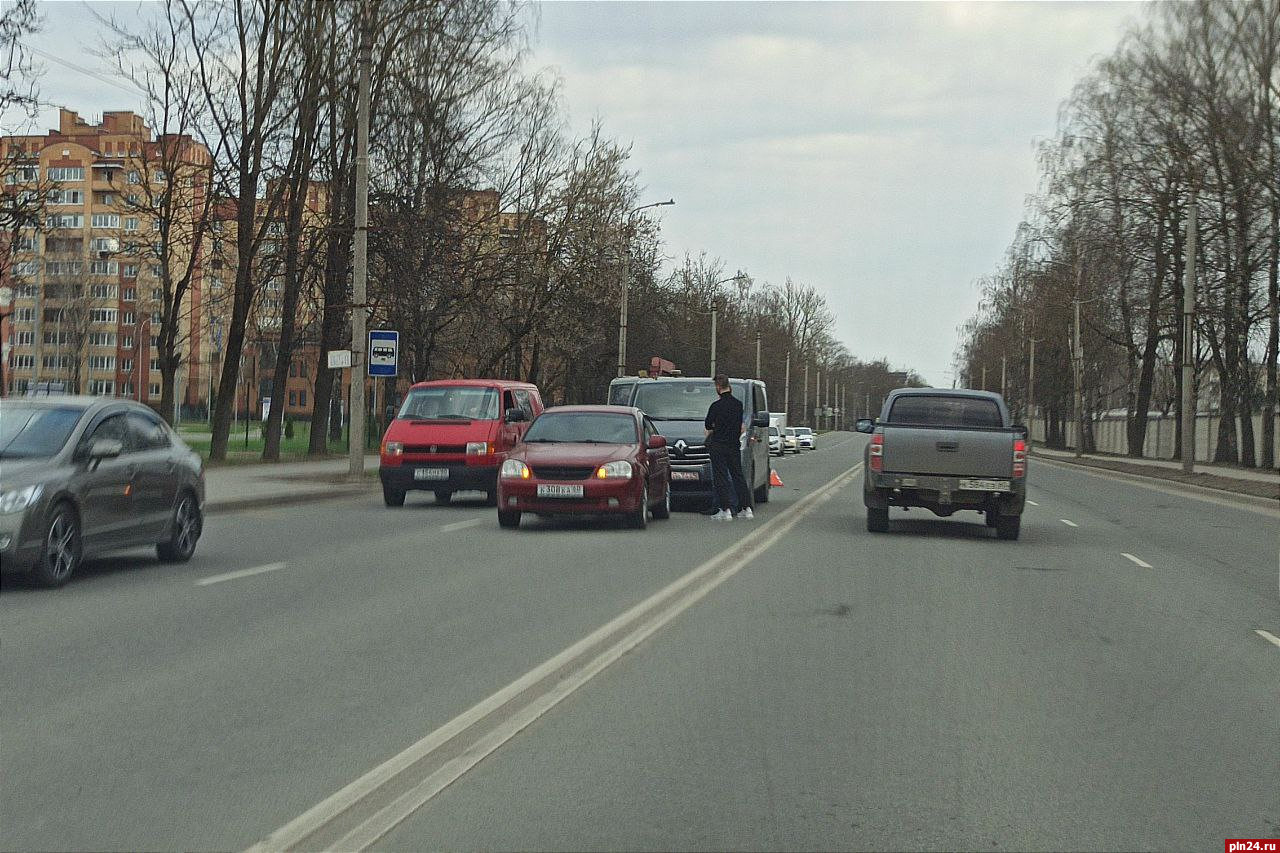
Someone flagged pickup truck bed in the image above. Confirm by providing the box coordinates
[858,389,1027,540]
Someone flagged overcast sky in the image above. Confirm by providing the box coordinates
[14,1,1143,386]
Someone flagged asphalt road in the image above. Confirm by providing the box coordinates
[1,433,1276,851]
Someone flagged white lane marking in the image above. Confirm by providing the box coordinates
[439,518,483,533]
[1026,500,1039,506]
[196,562,286,587]
[1121,553,1153,568]
[1255,630,1280,649]
[247,463,863,853]
[1060,519,1079,527]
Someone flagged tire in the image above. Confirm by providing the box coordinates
[652,481,671,520]
[985,511,999,528]
[434,490,453,505]
[497,509,521,529]
[157,492,202,563]
[996,514,1021,541]
[383,485,406,507]
[755,467,770,503]
[31,502,82,588]
[630,486,649,530]
[866,506,889,533]
[483,491,498,508]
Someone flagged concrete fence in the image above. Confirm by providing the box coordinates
[1031,412,1279,469]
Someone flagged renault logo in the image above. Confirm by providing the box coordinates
[674,440,687,456]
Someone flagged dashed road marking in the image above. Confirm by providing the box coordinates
[196,562,286,586]
[1060,519,1078,527]
[1254,630,1280,649]
[1121,553,1153,568]
[1026,500,1039,506]
[440,518,484,533]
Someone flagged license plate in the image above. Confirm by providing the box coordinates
[414,467,449,481]
[536,484,583,498]
[958,478,1010,492]
[670,471,699,481]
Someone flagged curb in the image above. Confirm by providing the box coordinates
[1033,455,1279,514]
[205,484,379,515]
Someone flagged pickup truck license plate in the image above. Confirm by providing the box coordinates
[414,467,449,481]
[959,478,1010,492]
[670,471,699,481]
[536,484,584,498]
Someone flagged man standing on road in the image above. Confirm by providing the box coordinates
[704,374,753,521]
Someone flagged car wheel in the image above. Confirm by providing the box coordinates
[652,481,671,520]
[866,506,889,533]
[157,492,202,563]
[996,514,1021,541]
[630,486,649,529]
[434,490,453,505]
[484,491,498,508]
[497,509,521,529]
[383,485,406,507]
[31,502,82,588]
[755,468,770,503]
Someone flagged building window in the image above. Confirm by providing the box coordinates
[89,237,117,253]
[298,390,307,408]
[89,284,118,299]
[49,189,84,205]
[90,260,119,276]
[15,308,34,322]
[88,332,117,347]
[14,330,33,346]
[45,214,84,229]
[121,358,133,372]
[4,166,38,184]
[12,354,34,369]
[89,308,119,324]
[126,170,140,184]
[42,330,69,346]
[289,362,297,378]
[123,264,139,278]
[123,217,139,232]
[89,355,116,371]
[120,382,133,397]
[13,261,37,277]
[47,167,85,182]
[288,391,297,406]
[122,311,136,325]
[91,213,120,228]
[13,234,36,252]
[122,287,137,301]
[96,192,116,205]
[149,358,160,371]
[45,261,83,276]
[87,380,115,395]
[121,335,134,349]
[42,354,71,369]
[149,383,161,397]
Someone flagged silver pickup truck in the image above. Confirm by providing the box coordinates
[855,389,1028,540]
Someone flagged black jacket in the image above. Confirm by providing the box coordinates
[704,391,744,447]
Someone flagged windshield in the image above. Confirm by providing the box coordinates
[398,386,499,421]
[633,382,719,420]
[523,412,638,444]
[0,405,84,459]
[796,427,812,435]
[887,396,1002,428]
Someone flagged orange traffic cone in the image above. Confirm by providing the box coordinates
[769,469,784,488]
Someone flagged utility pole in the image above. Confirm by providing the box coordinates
[1073,275,1084,459]
[1027,338,1036,455]
[754,329,761,379]
[783,351,791,417]
[1000,353,1007,398]
[803,362,809,425]
[981,365,987,392]
[1181,184,1197,473]
[865,392,870,419]
[815,367,821,428]
[348,0,371,478]
[709,299,717,377]
[617,248,630,378]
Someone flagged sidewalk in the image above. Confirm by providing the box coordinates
[1033,445,1278,502]
[203,455,380,513]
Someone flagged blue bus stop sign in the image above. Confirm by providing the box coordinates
[368,330,398,377]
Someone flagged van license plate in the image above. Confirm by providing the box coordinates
[670,471,699,481]
[958,479,1010,492]
[415,468,449,481]
[537,484,583,498]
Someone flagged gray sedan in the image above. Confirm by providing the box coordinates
[0,396,205,587]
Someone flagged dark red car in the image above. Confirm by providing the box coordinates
[496,405,671,529]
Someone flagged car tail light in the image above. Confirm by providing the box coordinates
[1012,438,1027,478]
[869,433,883,472]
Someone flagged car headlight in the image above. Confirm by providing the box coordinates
[382,440,404,456]
[595,461,633,480]
[0,484,43,514]
[500,459,531,479]
[466,442,491,455]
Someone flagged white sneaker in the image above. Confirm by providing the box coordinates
[711,509,733,521]
[737,507,754,520]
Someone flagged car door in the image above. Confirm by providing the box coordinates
[751,383,769,487]
[124,410,179,539]
[73,411,138,552]
[642,416,669,497]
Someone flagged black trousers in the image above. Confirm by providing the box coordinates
[709,443,751,513]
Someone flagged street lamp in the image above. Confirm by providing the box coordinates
[617,198,675,378]
[0,286,12,397]
[707,272,746,377]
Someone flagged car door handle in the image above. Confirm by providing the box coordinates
[936,441,959,452]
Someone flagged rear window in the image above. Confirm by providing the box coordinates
[887,395,1002,428]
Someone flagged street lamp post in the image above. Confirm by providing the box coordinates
[0,286,12,397]
[706,272,743,378]
[754,329,761,379]
[616,199,675,378]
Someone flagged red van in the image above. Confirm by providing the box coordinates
[379,379,544,506]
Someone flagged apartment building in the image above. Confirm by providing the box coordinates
[1,109,214,410]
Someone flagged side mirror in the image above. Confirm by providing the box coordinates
[88,438,124,459]
[751,412,770,428]
[504,408,528,423]
[854,418,875,434]
[647,435,667,450]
